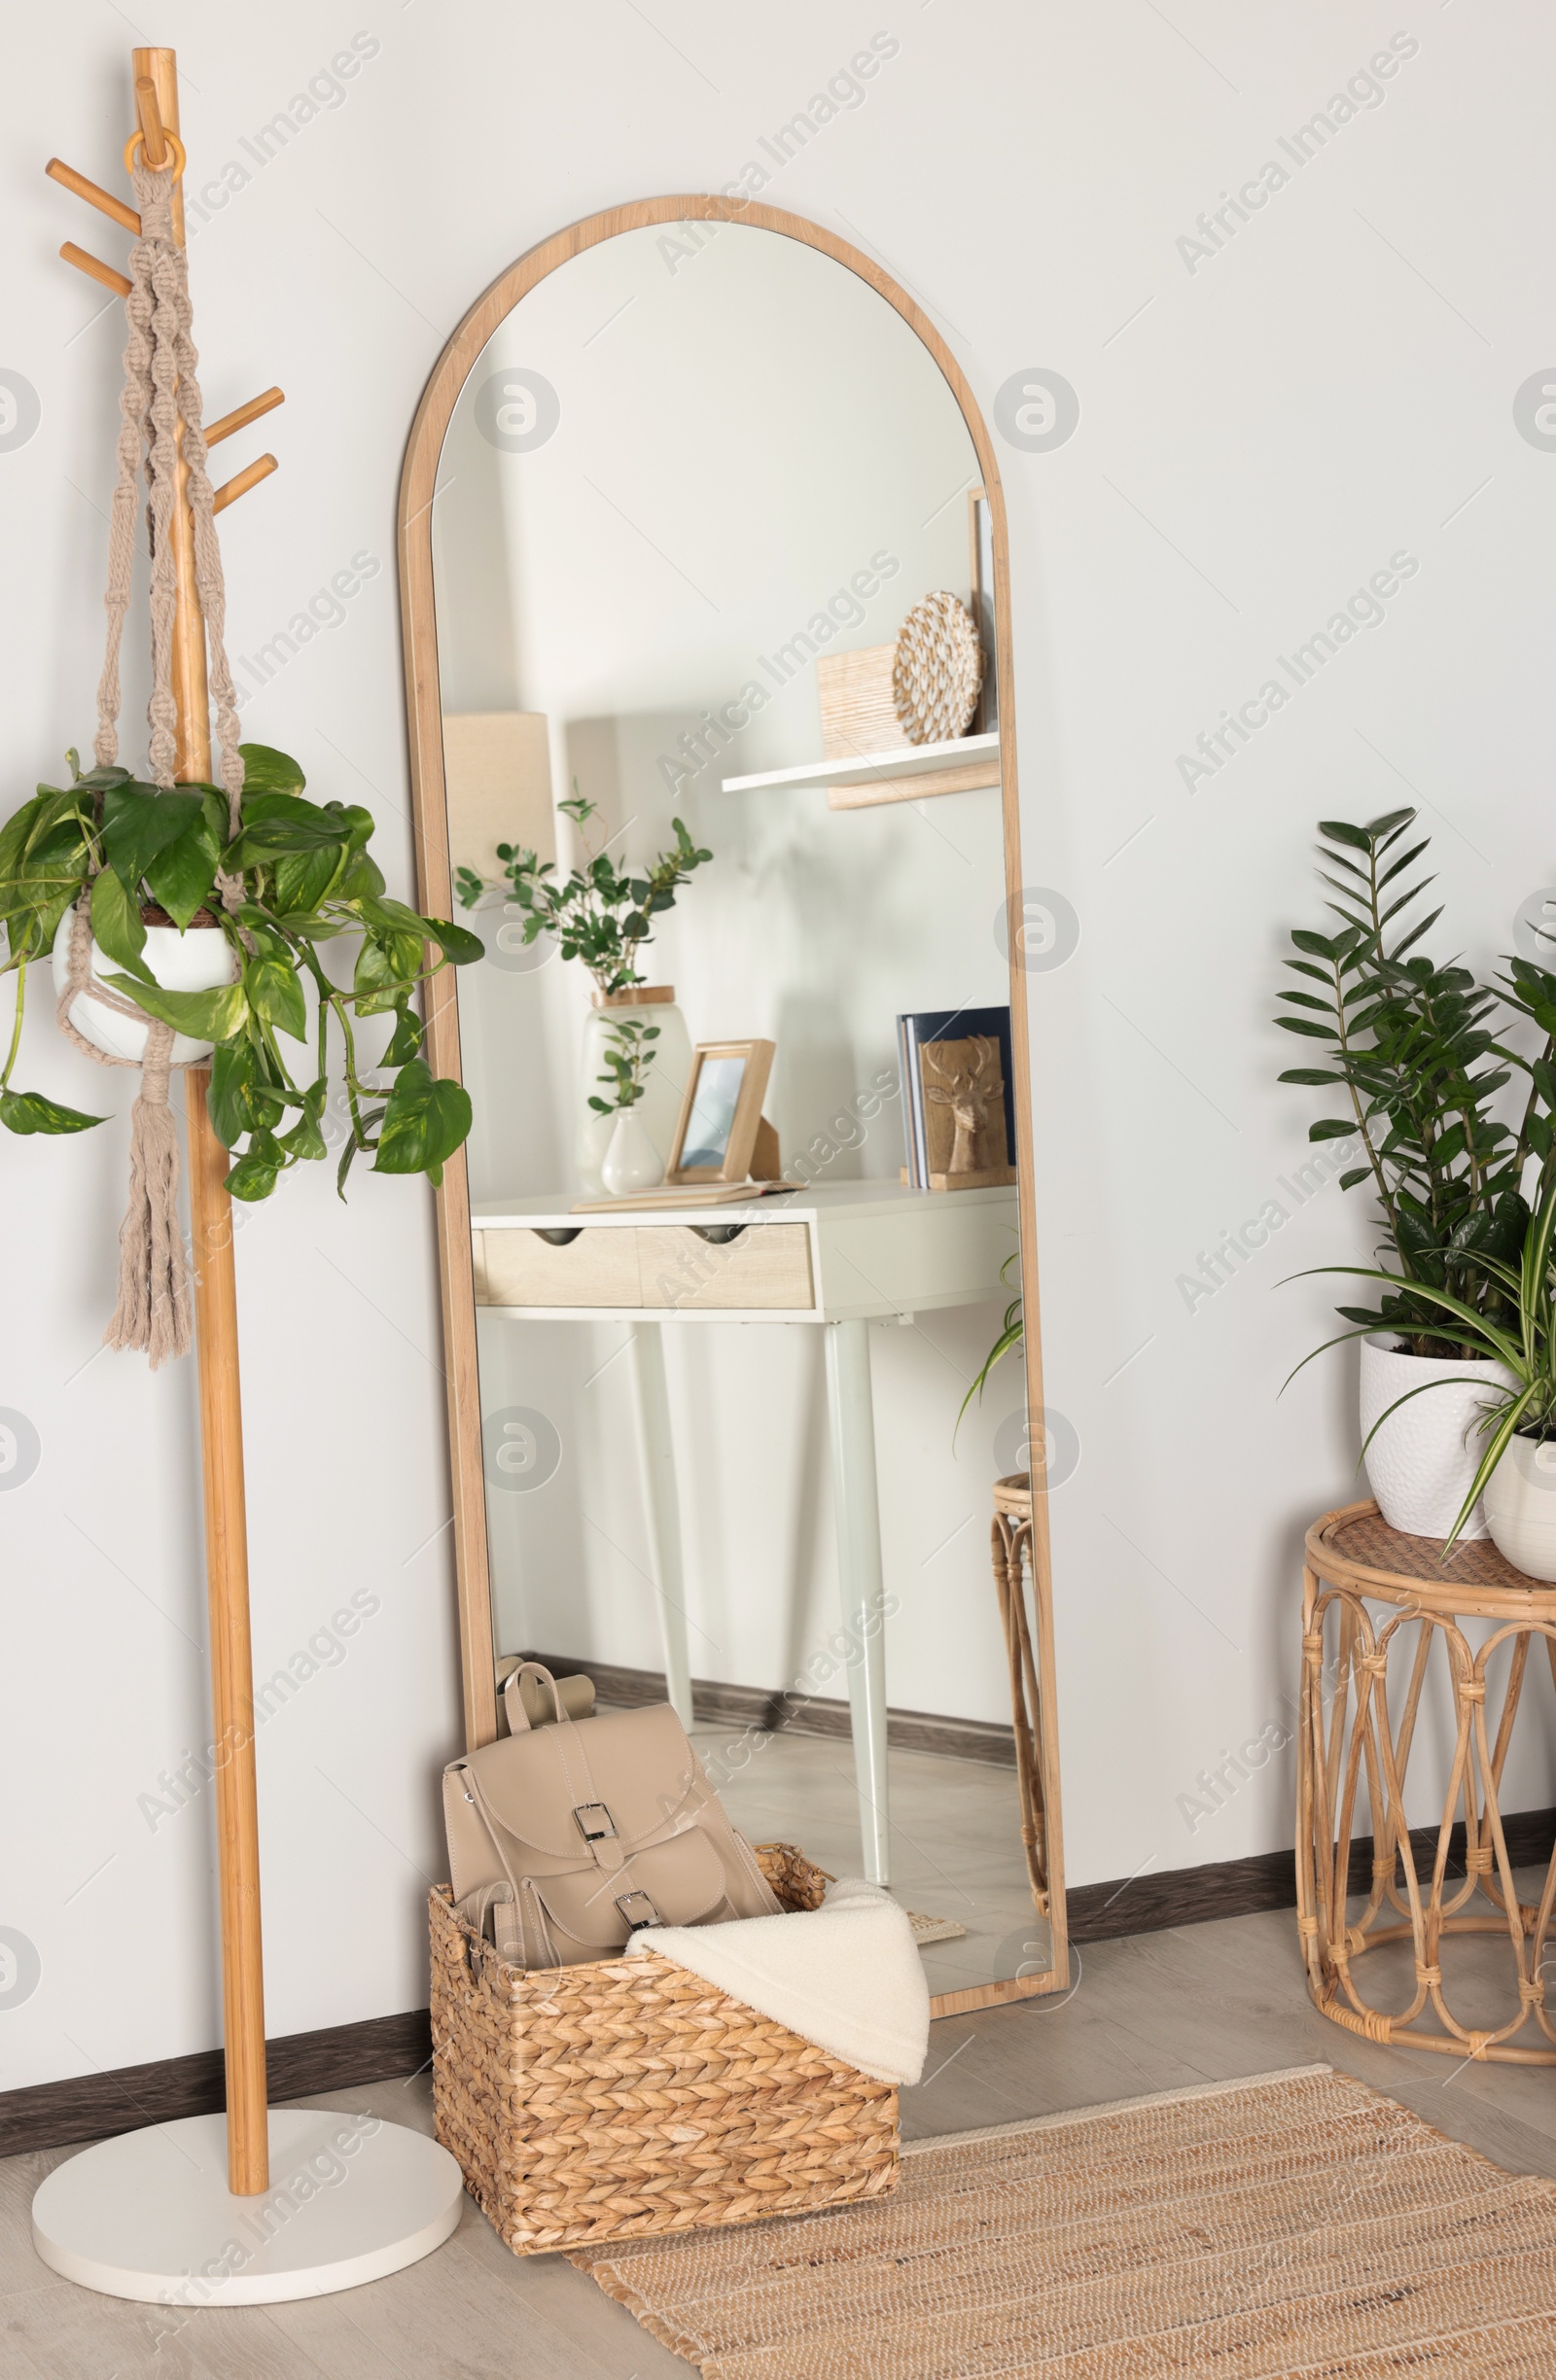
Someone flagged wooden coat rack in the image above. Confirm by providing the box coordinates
[53,49,283,2198]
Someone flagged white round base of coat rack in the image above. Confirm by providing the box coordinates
[31,2109,464,2306]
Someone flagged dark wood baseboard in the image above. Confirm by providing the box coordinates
[523,1650,1020,1768]
[0,2007,431,2160]
[9,1808,1551,2157]
[1069,1803,1556,1944]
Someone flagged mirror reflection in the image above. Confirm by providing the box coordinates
[430,219,1050,2001]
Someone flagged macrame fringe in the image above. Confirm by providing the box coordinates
[105,1022,193,1367]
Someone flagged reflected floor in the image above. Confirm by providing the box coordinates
[689,1721,1050,1999]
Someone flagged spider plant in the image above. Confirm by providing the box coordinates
[957,1251,1022,1442]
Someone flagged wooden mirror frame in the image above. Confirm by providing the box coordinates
[397,195,1069,2008]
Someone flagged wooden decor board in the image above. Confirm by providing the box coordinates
[442,711,554,881]
[817,643,1000,808]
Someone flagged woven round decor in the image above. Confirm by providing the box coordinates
[892,590,983,745]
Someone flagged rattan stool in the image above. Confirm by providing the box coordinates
[1299,1497,1556,2065]
[991,1471,1049,1917]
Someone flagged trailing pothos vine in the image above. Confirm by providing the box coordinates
[0,743,479,1198]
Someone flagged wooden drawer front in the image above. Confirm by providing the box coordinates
[473,1227,641,1308]
[638,1224,814,1312]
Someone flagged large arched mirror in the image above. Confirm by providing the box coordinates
[399,197,1066,2014]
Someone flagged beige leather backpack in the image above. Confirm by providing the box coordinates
[442,1662,781,1967]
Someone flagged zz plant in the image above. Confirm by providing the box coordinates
[0,742,479,1197]
[1277,807,1555,1363]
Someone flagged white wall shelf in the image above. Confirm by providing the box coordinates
[721,731,1000,798]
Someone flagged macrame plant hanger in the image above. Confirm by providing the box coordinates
[32,52,463,2294]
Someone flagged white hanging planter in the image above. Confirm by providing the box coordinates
[51,909,236,1068]
[1481,1437,1556,1581]
[1359,1334,1514,1541]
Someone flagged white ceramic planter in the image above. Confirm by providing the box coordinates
[576,991,691,1197]
[1482,1437,1556,1580]
[51,910,235,1067]
[1358,1334,1514,1541]
[601,1108,665,1198]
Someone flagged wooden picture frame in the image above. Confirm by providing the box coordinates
[397,195,1069,2018]
[667,1039,776,1184]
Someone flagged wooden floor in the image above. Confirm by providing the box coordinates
[5,1902,1555,2377]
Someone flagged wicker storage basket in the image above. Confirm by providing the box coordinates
[428,1843,899,2256]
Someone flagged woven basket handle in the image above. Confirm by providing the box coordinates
[503,1662,568,1733]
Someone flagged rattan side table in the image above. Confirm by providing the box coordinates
[1299,1497,1556,2065]
[991,1471,1049,1917]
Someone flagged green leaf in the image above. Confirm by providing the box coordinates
[1337,1167,1371,1190]
[89,867,151,982]
[278,1105,328,1163]
[380,1002,422,1067]
[100,783,203,892]
[208,1040,265,1148]
[422,915,484,966]
[226,1136,285,1202]
[1307,1118,1356,1141]
[236,743,306,795]
[0,1086,105,1135]
[353,930,423,1014]
[372,1057,472,1177]
[1278,1068,1345,1086]
[104,973,247,1042]
[1318,820,1373,851]
[142,808,222,928]
[270,845,344,919]
[1275,1018,1339,1039]
[245,956,308,1042]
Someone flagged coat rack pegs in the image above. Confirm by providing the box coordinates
[206,388,286,448]
[59,241,132,298]
[212,454,279,513]
[46,158,140,234]
[133,71,169,167]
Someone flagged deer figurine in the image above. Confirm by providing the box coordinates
[923,1036,1005,1176]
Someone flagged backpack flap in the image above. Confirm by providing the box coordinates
[463,1703,708,1863]
[526,1825,730,1953]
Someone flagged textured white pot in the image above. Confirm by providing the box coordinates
[51,911,235,1067]
[576,991,690,1197]
[1482,1437,1556,1581]
[1358,1335,1514,1541]
[600,1107,665,1198]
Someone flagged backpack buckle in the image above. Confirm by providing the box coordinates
[616,1889,660,1932]
[574,1802,617,1843]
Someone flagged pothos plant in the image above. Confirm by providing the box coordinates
[455,789,713,998]
[1277,808,1556,1368]
[0,743,480,1198]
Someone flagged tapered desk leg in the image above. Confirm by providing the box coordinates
[629,1324,694,1730]
[825,1318,891,1885]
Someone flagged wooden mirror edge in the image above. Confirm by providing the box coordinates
[396,193,1069,2000]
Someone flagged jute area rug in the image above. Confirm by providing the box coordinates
[571,2062,1556,2377]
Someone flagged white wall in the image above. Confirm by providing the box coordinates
[4,0,1553,2089]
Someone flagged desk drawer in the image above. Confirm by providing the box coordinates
[474,1227,641,1308]
[638,1224,814,1311]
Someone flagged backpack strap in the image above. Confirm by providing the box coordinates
[502,1662,567,1733]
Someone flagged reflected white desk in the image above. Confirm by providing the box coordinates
[471,1180,1019,1883]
